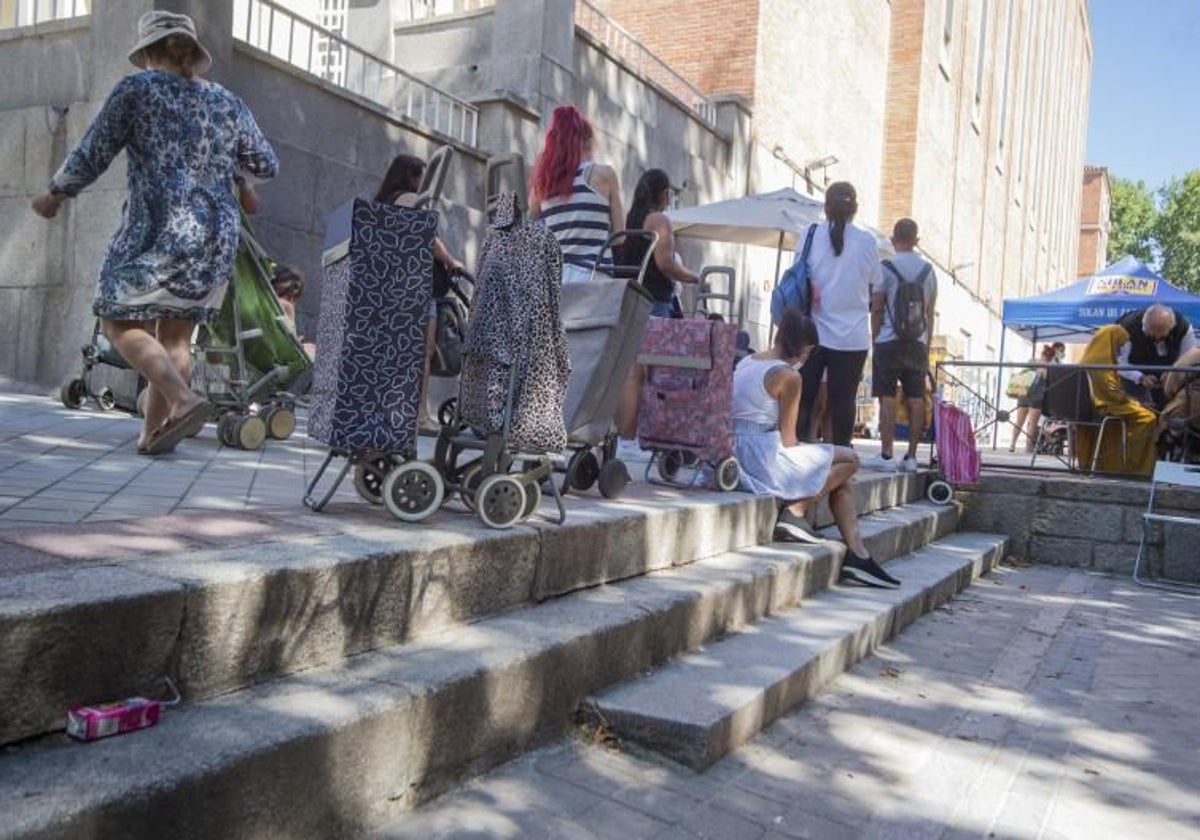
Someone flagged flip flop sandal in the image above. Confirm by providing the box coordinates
[144,401,209,455]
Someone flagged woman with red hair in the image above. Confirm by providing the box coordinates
[529,105,624,282]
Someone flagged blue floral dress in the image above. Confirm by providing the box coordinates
[49,70,279,323]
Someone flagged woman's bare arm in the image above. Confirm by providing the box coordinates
[765,366,803,447]
[647,213,700,284]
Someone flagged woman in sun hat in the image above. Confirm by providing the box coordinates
[31,10,278,455]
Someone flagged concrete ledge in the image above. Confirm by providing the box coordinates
[0,473,923,746]
[584,532,1008,770]
[0,493,953,838]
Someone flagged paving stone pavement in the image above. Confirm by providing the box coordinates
[380,564,1200,840]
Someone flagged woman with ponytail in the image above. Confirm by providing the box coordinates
[732,308,899,587]
[621,168,700,318]
[795,181,879,447]
[530,105,624,282]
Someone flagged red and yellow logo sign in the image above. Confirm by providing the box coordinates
[1086,275,1158,296]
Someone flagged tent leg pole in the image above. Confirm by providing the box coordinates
[992,328,1007,450]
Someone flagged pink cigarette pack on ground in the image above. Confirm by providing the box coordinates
[66,697,163,741]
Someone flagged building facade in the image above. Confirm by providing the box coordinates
[1077,164,1112,277]
[0,0,1091,388]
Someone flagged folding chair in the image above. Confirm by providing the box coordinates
[1032,366,1127,473]
[1134,460,1200,593]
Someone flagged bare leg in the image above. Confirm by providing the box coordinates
[877,397,897,458]
[139,320,193,446]
[904,397,925,460]
[616,364,643,439]
[784,445,859,517]
[103,318,202,444]
[419,317,436,427]
[1024,408,1042,452]
[1010,406,1029,450]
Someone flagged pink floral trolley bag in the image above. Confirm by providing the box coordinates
[927,395,981,504]
[635,316,741,491]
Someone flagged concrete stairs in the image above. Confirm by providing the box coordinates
[0,472,1006,839]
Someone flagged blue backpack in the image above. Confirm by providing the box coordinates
[771,224,817,325]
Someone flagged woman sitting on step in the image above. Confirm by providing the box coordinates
[731,308,900,588]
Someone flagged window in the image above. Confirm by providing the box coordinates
[1015,1,1036,191]
[995,0,1015,165]
[974,0,990,113]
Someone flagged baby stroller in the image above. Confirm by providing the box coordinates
[636,311,741,492]
[192,218,314,450]
[926,395,981,504]
[60,321,145,414]
[557,229,659,499]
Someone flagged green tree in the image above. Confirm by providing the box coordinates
[1156,171,1200,293]
[1107,177,1158,265]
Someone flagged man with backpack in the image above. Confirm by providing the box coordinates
[864,218,937,472]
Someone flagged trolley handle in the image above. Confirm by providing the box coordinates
[589,229,660,301]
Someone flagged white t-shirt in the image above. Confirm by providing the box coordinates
[802,221,880,352]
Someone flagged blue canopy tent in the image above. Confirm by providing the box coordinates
[988,257,1200,448]
[1001,256,1200,344]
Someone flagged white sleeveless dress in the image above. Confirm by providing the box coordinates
[732,357,834,499]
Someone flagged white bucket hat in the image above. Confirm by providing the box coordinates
[128,10,213,75]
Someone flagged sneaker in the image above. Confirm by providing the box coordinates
[838,553,901,588]
[862,454,898,472]
[615,438,644,463]
[773,509,828,544]
[898,455,919,473]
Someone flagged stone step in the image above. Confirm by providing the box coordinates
[584,532,1009,771]
[0,497,952,840]
[0,471,927,746]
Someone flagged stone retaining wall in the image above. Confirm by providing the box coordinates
[958,473,1200,582]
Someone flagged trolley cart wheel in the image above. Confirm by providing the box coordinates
[657,449,683,482]
[353,453,394,505]
[565,450,600,492]
[217,413,238,447]
[437,398,458,428]
[263,406,296,440]
[714,457,740,492]
[234,414,266,450]
[95,388,117,412]
[382,462,445,522]
[927,480,954,506]
[521,480,542,519]
[60,378,86,409]
[459,464,484,511]
[598,459,630,500]
[476,474,527,530]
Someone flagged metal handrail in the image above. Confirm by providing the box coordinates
[573,0,717,127]
[1,0,88,29]
[233,0,479,146]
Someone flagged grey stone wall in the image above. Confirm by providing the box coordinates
[958,474,1200,582]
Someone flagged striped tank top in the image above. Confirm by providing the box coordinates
[539,162,611,270]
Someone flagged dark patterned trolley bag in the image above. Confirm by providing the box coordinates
[308,198,438,454]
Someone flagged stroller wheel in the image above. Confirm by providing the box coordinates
[60,378,86,409]
[658,450,683,482]
[927,480,954,506]
[598,459,630,499]
[263,406,296,440]
[234,415,266,450]
[95,388,117,412]
[521,480,542,519]
[437,398,458,428]
[476,474,527,530]
[382,462,445,522]
[714,457,740,492]
[353,453,394,505]
[565,450,600,492]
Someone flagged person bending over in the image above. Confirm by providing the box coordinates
[732,308,900,588]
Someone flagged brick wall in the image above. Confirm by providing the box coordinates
[1077,166,1110,276]
[597,0,760,99]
